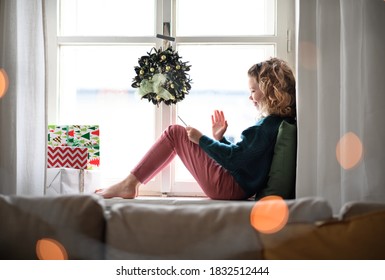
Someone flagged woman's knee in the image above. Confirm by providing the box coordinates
[166,124,186,137]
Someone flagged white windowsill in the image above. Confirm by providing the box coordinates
[101,195,255,209]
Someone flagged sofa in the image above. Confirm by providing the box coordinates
[1,194,384,260]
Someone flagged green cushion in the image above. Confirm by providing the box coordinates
[256,120,297,200]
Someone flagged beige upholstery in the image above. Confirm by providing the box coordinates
[261,210,385,260]
[5,193,383,260]
[105,197,332,259]
[0,194,106,260]
[338,200,385,219]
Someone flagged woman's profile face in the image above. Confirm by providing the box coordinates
[248,76,264,109]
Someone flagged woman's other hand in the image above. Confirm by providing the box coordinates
[212,110,228,140]
[186,126,203,144]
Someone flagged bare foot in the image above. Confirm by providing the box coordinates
[95,174,140,199]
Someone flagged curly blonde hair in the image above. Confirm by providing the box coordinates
[248,58,296,118]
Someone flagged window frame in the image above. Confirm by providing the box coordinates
[45,0,295,197]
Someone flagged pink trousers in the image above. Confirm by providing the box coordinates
[131,125,248,200]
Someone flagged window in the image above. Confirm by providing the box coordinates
[46,0,295,197]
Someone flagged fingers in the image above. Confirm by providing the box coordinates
[185,126,202,144]
[215,110,221,123]
[185,126,195,138]
[212,110,226,123]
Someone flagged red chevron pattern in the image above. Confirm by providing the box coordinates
[47,146,88,169]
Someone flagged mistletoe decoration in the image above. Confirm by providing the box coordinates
[132,47,192,106]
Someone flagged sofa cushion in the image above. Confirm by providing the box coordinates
[106,202,263,260]
[256,120,297,200]
[261,210,385,259]
[0,194,106,260]
[283,197,333,223]
[105,197,332,260]
[339,201,385,219]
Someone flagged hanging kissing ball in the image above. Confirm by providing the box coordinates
[132,47,192,106]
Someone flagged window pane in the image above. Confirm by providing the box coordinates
[60,0,155,36]
[175,44,275,182]
[58,45,156,186]
[176,0,275,36]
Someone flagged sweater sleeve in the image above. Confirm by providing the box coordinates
[219,137,232,145]
[199,125,270,171]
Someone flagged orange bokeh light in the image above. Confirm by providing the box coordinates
[298,41,318,70]
[0,68,9,99]
[36,238,68,260]
[250,195,289,234]
[336,132,363,170]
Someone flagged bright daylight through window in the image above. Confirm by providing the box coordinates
[47,0,294,197]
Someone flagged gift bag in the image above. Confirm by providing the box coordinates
[47,124,100,170]
[47,146,88,169]
[46,168,100,195]
[46,124,101,195]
